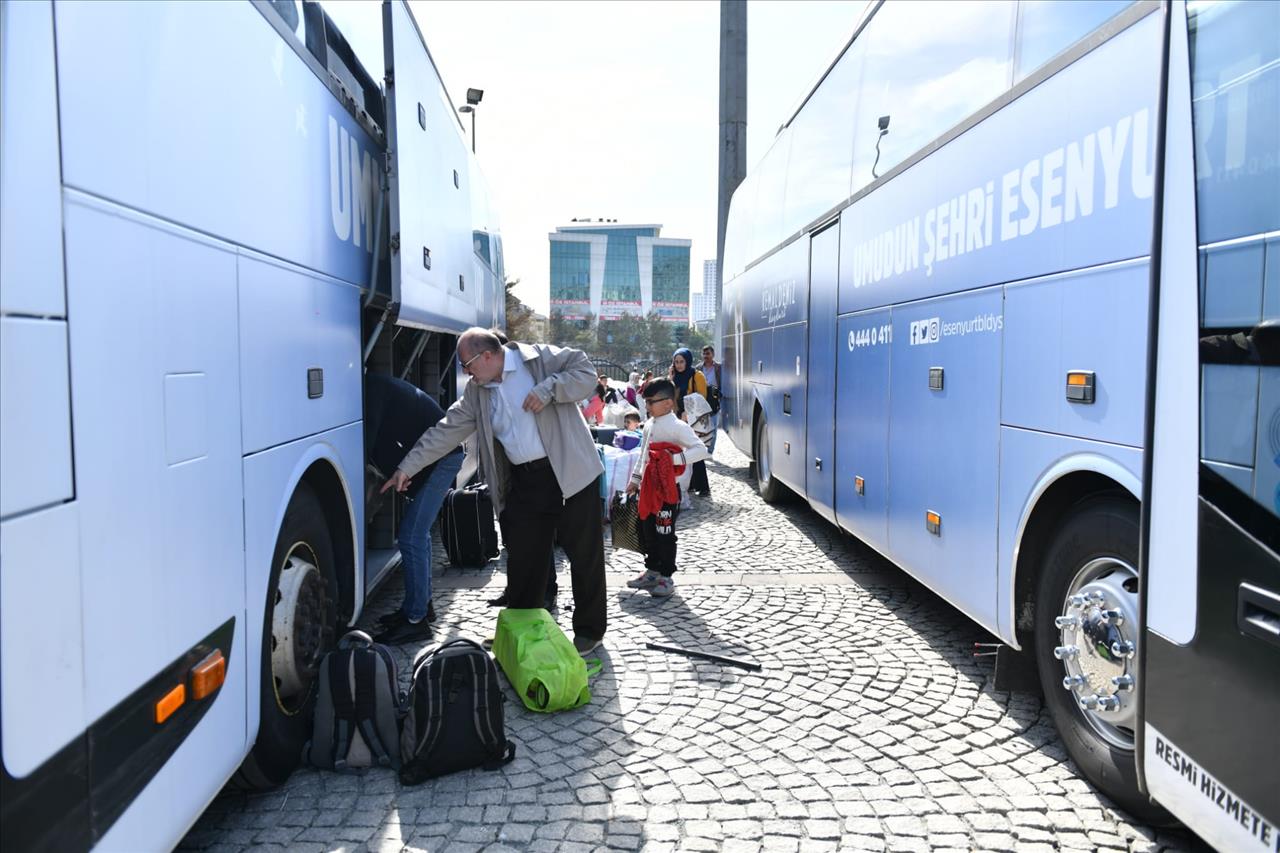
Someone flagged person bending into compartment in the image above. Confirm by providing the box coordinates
[624,379,709,598]
[382,328,608,655]
[365,374,465,644]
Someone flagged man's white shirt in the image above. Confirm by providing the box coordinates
[485,348,548,465]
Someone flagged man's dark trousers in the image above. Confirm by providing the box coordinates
[500,459,606,640]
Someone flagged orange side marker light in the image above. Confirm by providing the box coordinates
[190,650,226,701]
[155,684,186,724]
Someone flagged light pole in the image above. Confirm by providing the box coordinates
[459,87,483,153]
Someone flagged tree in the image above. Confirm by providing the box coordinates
[504,278,538,342]
[685,324,713,354]
[549,310,595,350]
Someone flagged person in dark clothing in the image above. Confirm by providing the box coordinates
[365,374,465,644]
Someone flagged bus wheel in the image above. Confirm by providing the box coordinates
[1033,497,1167,822]
[752,412,787,504]
[233,483,337,790]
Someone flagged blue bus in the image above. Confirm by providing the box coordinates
[719,0,1278,844]
[0,1,501,848]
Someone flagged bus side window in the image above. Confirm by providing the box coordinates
[1190,0,1280,517]
[1189,0,1280,247]
[847,0,1014,191]
[1014,0,1135,82]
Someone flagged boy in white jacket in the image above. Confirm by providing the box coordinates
[624,379,709,597]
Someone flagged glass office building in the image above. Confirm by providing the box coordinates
[549,222,691,322]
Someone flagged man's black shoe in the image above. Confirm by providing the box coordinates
[377,609,406,628]
[488,591,510,607]
[377,600,435,626]
[374,617,433,645]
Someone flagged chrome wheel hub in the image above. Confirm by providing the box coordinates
[1053,557,1139,750]
[270,546,328,713]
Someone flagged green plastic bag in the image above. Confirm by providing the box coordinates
[492,608,602,713]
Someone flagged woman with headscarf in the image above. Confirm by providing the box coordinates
[669,347,707,418]
[681,390,715,499]
[624,372,641,409]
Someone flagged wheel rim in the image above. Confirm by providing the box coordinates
[1052,556,1140,750]
[757,420,772,487]
[270,543,332,716]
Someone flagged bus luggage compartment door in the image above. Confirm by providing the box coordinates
[835,308,891,553]
[383,0,476,332]
[887,288,1003,622]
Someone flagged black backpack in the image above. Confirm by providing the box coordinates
[400,639,516,784]
[308,631,403,772]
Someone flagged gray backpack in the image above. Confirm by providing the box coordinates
[308,630,403,771]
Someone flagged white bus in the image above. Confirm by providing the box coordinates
[0,1,501,848]
[719,0,1278,846]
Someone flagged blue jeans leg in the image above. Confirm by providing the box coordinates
[398,453,464,622]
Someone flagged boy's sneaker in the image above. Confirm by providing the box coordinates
[627,570,661,590]
[651,577,675,597]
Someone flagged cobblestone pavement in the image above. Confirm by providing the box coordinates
[181,441,1203,853]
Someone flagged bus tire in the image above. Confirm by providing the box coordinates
[752,412,787,504]
[1033,497,1169,823]
[233,482,338,790]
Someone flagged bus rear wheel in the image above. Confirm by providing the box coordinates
[752,412,787,504]
[233,482,337,790]
[1033,496,1169,823]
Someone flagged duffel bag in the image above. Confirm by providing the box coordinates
[492,608,601,713]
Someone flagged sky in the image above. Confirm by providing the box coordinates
[325,0,865,315]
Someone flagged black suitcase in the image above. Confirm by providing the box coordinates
[441,485,499,567]
[590,426,617,447]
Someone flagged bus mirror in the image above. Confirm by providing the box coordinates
[1252,319,1280,366]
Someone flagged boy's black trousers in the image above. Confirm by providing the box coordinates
[639,494,681,577]
[499,458,606,640]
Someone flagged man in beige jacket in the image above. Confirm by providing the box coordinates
[382,328,607,653]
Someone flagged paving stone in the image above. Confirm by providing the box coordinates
[179,443,1199,853]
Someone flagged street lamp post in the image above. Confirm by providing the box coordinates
[459,87,483,154]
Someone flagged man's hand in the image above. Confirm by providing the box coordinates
[522,391,546,414]
[380,470,411,494]
[626,482,639,496]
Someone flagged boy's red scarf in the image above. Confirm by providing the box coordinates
[639,441,685,519]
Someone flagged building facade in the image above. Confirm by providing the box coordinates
[691,259,718,326]
[549,222,691,323]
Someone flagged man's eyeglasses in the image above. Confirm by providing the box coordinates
[460,350,487,372]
